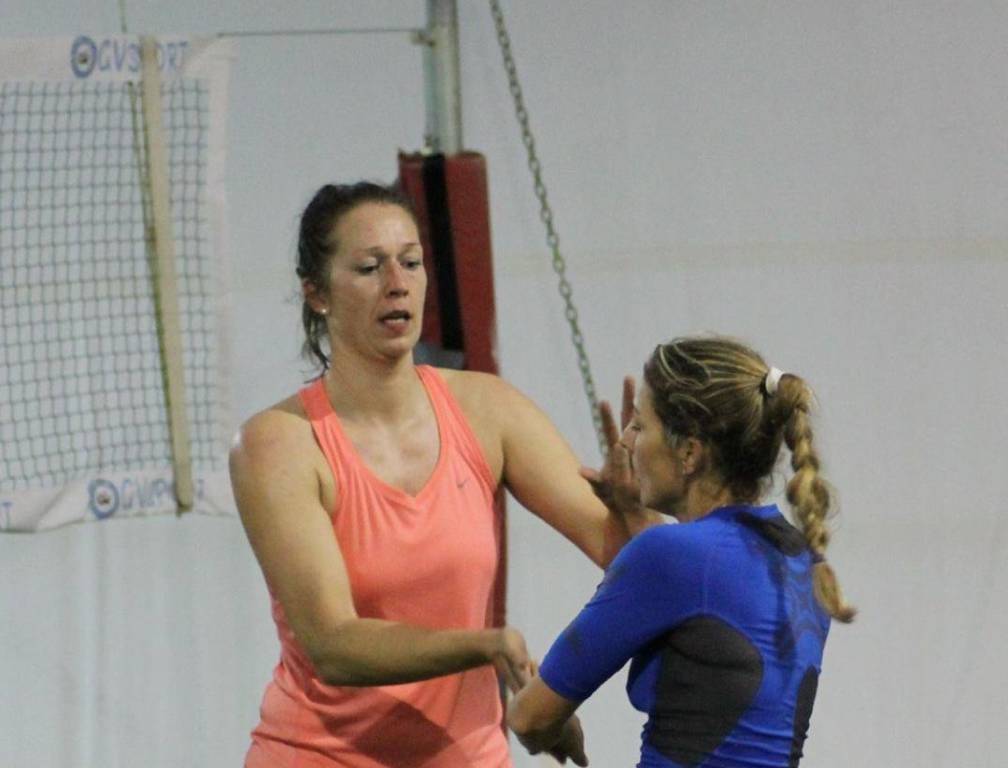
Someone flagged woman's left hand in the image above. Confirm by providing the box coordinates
[547,715,589,766]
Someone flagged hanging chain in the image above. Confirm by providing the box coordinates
[488,0,606,456]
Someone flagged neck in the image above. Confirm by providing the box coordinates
[672,477,737,524]
[323,347,423,422]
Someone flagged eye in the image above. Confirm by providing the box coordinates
[402,257,423,270]
[355,263,378,275]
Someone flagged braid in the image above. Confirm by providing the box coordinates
[645,335,855,623]
[780,377,856,623]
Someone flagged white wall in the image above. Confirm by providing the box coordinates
[2,2,1006,766]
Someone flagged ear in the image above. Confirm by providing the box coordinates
[679,436,706,476]
[302,279,328,316]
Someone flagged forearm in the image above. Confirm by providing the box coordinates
[509,702,567,756]
[506,676,580,756]
[306,619,499,686]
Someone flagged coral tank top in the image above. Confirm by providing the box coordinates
[246,366,509,767]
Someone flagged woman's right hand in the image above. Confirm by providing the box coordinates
[491,626,533,693]
[579,376,642,517]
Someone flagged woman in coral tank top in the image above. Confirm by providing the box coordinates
[229,182,654,767]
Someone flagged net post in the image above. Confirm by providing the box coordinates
[423,0,463,154]
[140,35,194,512]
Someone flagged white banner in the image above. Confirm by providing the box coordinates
[0,469,235,531]
[0,34,226,82]
[0,36,235,531]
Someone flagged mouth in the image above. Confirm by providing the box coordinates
[378,309,412,330]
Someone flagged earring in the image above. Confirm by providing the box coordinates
[319,308,328,316]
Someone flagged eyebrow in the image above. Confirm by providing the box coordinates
[355,243,422,258]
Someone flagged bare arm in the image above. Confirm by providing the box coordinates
[479,374,655,567]
[507,676,586,764]
[230,406,530,687]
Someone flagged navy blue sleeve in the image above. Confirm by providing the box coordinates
[538,524,707,702]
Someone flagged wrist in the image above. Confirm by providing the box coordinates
[481,628,505,664]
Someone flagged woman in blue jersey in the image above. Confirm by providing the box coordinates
[508,336,855,767]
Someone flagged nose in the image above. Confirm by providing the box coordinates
[384,261,409,296]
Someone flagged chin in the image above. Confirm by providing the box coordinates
[379,336,420,360]
[639,483,656,508]
[642,489,677,516]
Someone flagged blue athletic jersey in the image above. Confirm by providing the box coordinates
[539,504,830,768]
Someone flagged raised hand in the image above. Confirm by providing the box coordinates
[579,376,641,517]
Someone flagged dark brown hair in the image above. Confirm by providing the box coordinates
[296,181,417,370]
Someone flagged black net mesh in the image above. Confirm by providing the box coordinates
[0,78,223,493]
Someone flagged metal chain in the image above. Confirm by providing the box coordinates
[488,0,606,456]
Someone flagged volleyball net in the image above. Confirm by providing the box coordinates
[0,36,234,531]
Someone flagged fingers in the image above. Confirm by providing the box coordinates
[508,655,533,692]
[554,718,588,767]
[580,466,613,506]
[498,657,527,693]
[607,440,630,471]
[580,465,613,492]
[598,403,631,471]
[597,400,621,452]
[495,627,532,692]
[600,377,637,447]
[621,376,636,432]
[568,718,588,766]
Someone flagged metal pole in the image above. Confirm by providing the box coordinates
[423,0,463,154]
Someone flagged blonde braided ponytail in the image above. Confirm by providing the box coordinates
[645,335,855,623]
[778,376,856,623]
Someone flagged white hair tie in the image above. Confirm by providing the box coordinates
[763,367,785,396]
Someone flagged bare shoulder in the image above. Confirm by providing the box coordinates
[229,393,323,496]
[435,368,562,462]
[437,368,530,414]
[232,394,310,458]
[435,369,533,479]
[438,369,555,436]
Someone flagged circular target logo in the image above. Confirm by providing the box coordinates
[88,478,119,519]
[71,36,97,79]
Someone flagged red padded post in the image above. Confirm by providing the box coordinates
[398,151,506,632]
